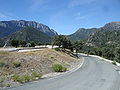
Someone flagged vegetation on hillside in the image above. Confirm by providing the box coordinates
[67,28,97,41]
[52,35,72,50]
[0,27,52,46]
[52,63,67,72]
[88,30,120,47]
[52,34,120,63]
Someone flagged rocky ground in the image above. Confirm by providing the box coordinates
[0,48,81,89]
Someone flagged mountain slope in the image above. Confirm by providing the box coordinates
[68,28,98,41]
[87,22,120,47]
[0,20,58,38]
[0,27,51,45]
[101,22,120,31]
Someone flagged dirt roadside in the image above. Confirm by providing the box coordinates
[0,48,82,89]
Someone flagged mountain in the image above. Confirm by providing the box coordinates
[68,22,120,48]
[87,22,120,47]
[0,20,58,38]
[0,27,51,45]
[67,28,98,41]
[101,22,120,31]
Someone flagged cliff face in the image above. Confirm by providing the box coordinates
[0,20,58,38]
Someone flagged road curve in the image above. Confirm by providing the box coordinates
[8,56,120,90]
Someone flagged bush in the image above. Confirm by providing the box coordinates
[12,75,30,83]
[52,63,67,72]
[31,72,42,80]
[31,72,41,78]
[0,77,4,83]
[12,73,42,83]
[12,61,21,68]
[0,77,4,87]
[54,48,60,51]
[11,40,19,48]
[12,75,20,82]
[0,51,9,54]
[0,61,5,67]
[112,60,117,65]
[23,75,31,82]
[30,41,35,47]
[6,84,11,87]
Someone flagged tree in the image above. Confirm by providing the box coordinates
[19,40,26,47]
[114,47,120,63]
[101,47,115,60]
[52,35,72,50]
[52,35,64,48]
[62,37,72,50]
[11,40,19,48]
[73,41,84,54]
[30,41,35,47]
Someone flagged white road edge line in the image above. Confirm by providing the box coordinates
[67,57,85,74]
[79,53,120,75]
[47,57,85,80]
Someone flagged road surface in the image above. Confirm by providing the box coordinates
[8,56,120,90]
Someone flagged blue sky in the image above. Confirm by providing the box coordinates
[0,0,120,35]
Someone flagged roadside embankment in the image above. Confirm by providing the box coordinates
[0,48,83,89]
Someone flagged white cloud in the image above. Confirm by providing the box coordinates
[68,0,96,8]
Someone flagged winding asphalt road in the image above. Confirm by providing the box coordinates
[8,56,120,90]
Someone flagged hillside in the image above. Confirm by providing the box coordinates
[87,22,120,47]
[0,49,80,88]
[0,27,51,45]
[0,20,58,38]
[101,22,120,31]
[68,22,120,42]
[67,28,98,41]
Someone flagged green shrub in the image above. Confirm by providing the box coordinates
[0,79,4,87]
[23,75,31,82]
[112,60,117,65]
[52,63,67,72]
[54,48,60,51]
[17,77,25,83]
[0,51,9,54]
[50,56,54,59]
[6,84,11,87]
[12,75,24,83]
[0,77,4,83]
[62,67,67,72]
[12,75,20,82]
[0,61,5,67]
[31,72,41,79]
[30,41,35,47]
[12,75,31,83]
[12,61,21,68]
[12,73,42,83]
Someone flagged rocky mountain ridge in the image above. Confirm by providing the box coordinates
[68,22,120,41]
[0,20,58,38]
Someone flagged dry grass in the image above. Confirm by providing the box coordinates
[0,48,78,88]
[0,51,9,55]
